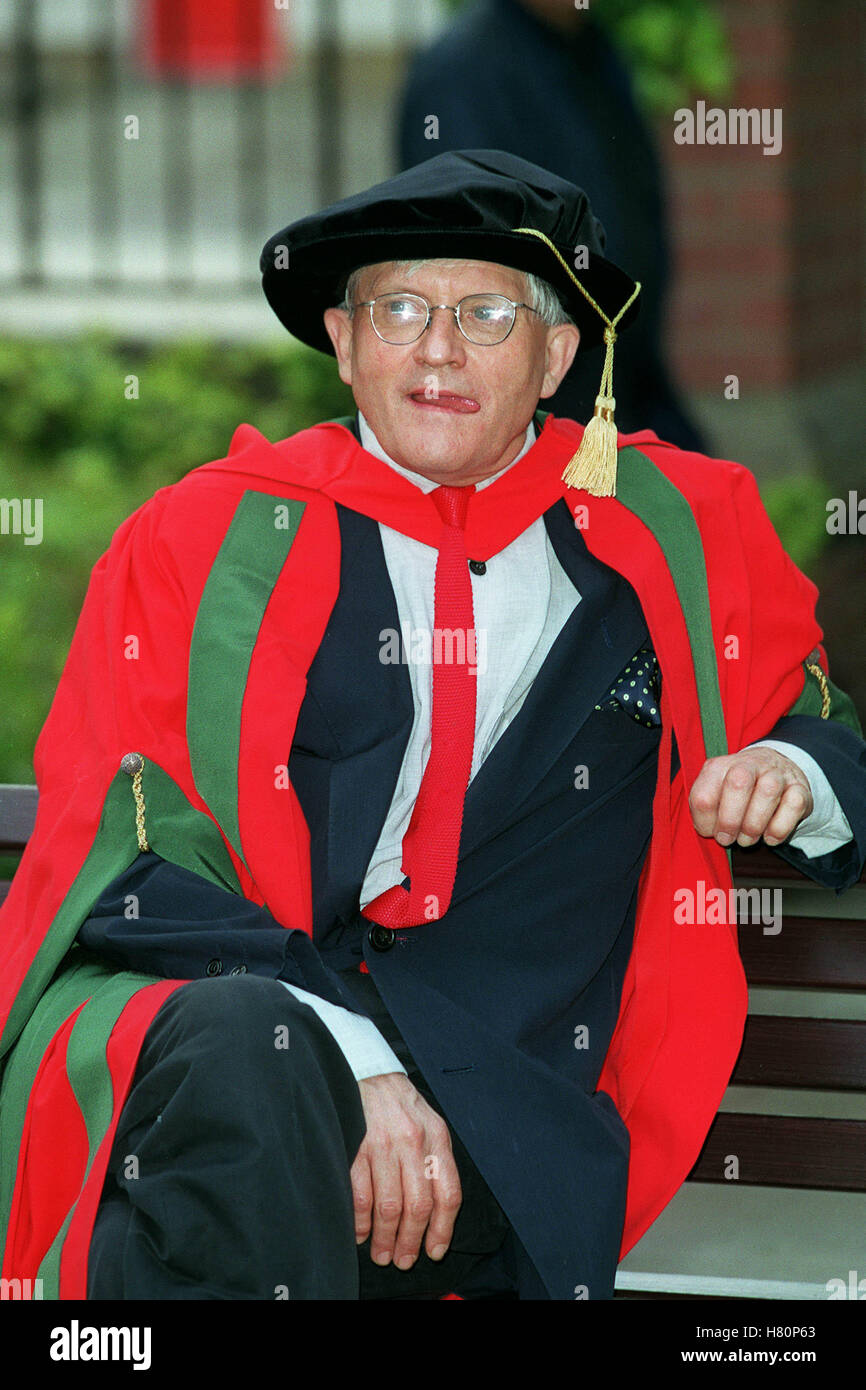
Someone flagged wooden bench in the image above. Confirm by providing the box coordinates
[617,842,866,1300]
[0,784,37,907]
[2,784,864,1299]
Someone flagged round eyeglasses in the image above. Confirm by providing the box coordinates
[353,292,541,346]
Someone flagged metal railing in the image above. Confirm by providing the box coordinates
[2,0,429,293]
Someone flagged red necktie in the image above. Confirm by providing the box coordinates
[362,483,477,928]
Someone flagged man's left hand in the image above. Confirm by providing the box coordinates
[689,746,813,848]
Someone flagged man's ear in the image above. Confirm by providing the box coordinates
[539,322,580,399]
[323,307,354,387]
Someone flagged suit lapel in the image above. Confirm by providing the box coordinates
[459,499,649,858]
[293,502,415,917]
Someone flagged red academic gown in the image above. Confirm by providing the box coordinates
[0,413,832,1297]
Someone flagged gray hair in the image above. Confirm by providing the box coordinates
[338,259,574,328]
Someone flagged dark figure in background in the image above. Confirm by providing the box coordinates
[397,0,706,451]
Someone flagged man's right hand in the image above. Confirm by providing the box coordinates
[351,1071,462,1270]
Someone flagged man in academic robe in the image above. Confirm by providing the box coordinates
[1,150,864,1301]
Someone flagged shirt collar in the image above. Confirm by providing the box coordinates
[357,410,537,494]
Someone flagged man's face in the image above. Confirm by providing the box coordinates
[322,258,580,486]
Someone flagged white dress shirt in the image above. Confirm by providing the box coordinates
[281,413,853,1079]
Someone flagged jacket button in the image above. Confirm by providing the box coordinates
[206,959,223,976]
[368,925,396,953]
[468,559,487,575]
[229,964,248,975]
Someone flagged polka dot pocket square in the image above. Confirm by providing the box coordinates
[594,646,662,728]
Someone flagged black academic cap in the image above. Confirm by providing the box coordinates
[259,149,640,355]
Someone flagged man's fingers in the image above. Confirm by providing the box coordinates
[423,1145,463,1262]
[390,1149,436,1270]
[718,764,798,845]
[391,1135,462,1267]
[688,758,729,837]
[365,1139,406,1266]
[763,780,812,845]
[710,760,761,845]
[350,1150,374,1245]
[690,750,813,847]
[354,1072,463,1269]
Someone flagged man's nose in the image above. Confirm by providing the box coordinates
[414,305,467,363]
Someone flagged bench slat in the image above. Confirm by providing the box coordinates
[732,843,866,884]
[731,856,828,883]
[690,1113,866,1189]
[0,785,38,853]
[731,1016,866,1089]
[737,917,866,989]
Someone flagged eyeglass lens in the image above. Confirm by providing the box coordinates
[370,294,517,344]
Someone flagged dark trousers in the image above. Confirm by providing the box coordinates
[86,974,517,1300]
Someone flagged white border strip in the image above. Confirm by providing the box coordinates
[615,1272,831,1300]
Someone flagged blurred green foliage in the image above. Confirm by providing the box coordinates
[0,333,353,781]
[760,472,832,576]
[437,0,733,111]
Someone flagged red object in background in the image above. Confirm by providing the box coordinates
[139,0,287,81]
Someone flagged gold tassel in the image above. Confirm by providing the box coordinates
[563,325,619,496]
[805,660,831,719]
[509,226,642,498]
[120,751,150,852]
[563,398,618,495]
[132,765,150,853]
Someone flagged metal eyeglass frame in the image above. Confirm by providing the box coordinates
[352,292,542,345]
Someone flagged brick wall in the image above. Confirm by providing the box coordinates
[658,0,864,392]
